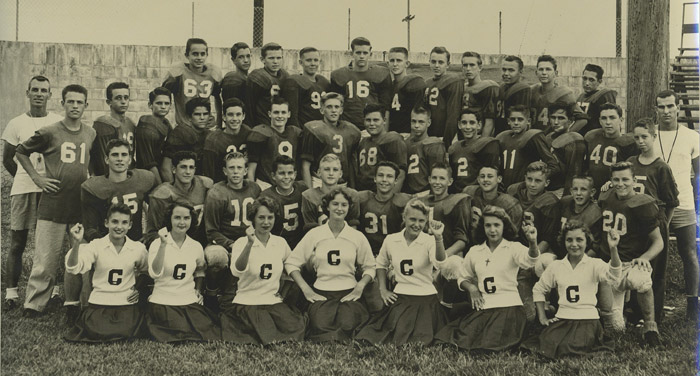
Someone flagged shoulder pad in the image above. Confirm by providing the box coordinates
[82,176,111,198]
[587,88,616,104]
[443,73,464,86]
[616,134,636,147]
[510,82,531,92]
[495,130,514,142]
[506,182,522,196]
[466,80,499,93]
[207,182,230,200]
[151,182,177,200]
[421,136,444,146]
[494,192,521,208]
[339,121,361,134]
[442,193,471,210]
[516,129,543,148]
[559,195,574,207]
[378,131,404,145]
[294,180,308,192]
[392,193,412,207]
[248,68,272,87]
[403,75,426,91]
[551,132,584,149]
[628,194,657,209]
[223,70,246,85]
[369,65,391,79]
[132,168,156,184]
[167,63,187,77]
[530,83,542,91]
[249,124,274,140]
[196,175,214,189]
[534,192,559,209]
[584,128,603,142]
[357,190,372,203]
[206,64,223,81]
[471,137,498,153]
[551,86,574,101]
[463,185,480,196]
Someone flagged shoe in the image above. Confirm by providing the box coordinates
[22,308,42,318]
[643,331,661,348]
[65,305,80,326]
[4,299,19,311]
[48,294,64,310]
[686,298,698,323]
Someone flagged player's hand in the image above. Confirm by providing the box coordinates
[158,227,173,245]
[607,229,620,249]
[631,258,652,272]
[245,226,256,243]
[340,285,364,302]
[34,176,61,193]
[600,181,612,192]
[195,291,204,305]
[428,220,445,238]
[70,223,84,242]
[360,129,370,139]
[301,288,327,303]
[540,316,559,327]
[522,223,538,245]
[379,287,398,306]
[127,287,139,304]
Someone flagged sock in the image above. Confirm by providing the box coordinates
[63,301,80,307]
[51,286,60,297]
[643,320,658,334]
[5,288,19,300]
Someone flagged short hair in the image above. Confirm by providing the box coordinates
[460,108,482,123]
[27,75,50,90]
[473,205,518,244]
[105,138,131,157]
[461,51,482,66]
[430,46,450,62]
[148,87,171,104]
[479,164,502,177]
[172,151,197,168]
[106,82,129,101]
[272,155,296,173]
[375,160,400,178]
[411,104,431,118]
[633,117,658,136]
[599,102,623,117]
[318,153,341,167]
[230,42,250,60]
[185,38,208,55]
[185,97,211,117]
[321,187,354,216]
[583,64,604,80]
[403,198,430,217]
[503,55,524,71]
[350,37,371,51]
[537,54,558,70]
[61,84,88,101]
[656,89,679,105]
[525,161,551,179]
[321,92,344,106]
[224,151,247,165]
[558,219,595,253]
[106,203,132,222]
[363,103,386,118]
[547,102,573,119]
[430,161,452,177]
[299,46,318,59]
[165,200,199,237]
[247,196,279,223]
[506,104,530,119]
[222,98,245,114]
[270,95,289,108]
[388,47,408,57]
[261,42,283,58]
[610,161,633,175]
[571,175,594,189]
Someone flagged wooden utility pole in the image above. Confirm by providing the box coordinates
[626,0,669,131]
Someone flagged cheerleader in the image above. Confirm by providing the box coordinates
[63,203,147,343]
[435,205,540,351]
[521,220,621,358]
[285,187,376,342]
[145,201,220,343]
[220,197,306,344]
[355,199,449,345]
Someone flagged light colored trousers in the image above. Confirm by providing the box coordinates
[23,220,70,311]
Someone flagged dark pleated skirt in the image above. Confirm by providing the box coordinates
[306,289,369,342]
[220,303,307,345]
[521,319,614,358]
[64,304,143,343]
[356,294,448,345]
[146,303,221,343]
[434,305,527,351]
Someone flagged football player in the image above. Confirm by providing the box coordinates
[556,176,603,259]
[134,87,172,184]
[544,102,586,195]
[463,165,523,232]
[387,47,426,135]
[246,42,288,126]
[221,42,251,103]
[89,82,135,176]
[461,51,498,137]
[495,55,531,136]
[280,46,330,128]
[404,105,447,195]
[424,46,464,146]
[575,64,617,135]
[448,109,500,192]
[161,97,212,182]
[530,55,585,132]
[202,98,251,183]
[356,104,407,192]
[259,156,307,248]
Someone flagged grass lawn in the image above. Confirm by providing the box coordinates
[1,167,699,375]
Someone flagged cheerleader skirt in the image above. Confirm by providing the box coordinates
[220,303,306,345]
[434,305,527,351]
[356,294,448,345]
[306,289,369,342]
[146,303,221,343]
[64,304,143,343]
[521,319,613,358]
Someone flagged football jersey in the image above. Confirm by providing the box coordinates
[247,124,303,184]
[162,62,222,127]
[65,236,148,306]
[458,240,537,309]
[89,114,136,176]
[545,131,586,194]
[204,180,262,249]
[1,112,63,196]
[202,126,251,183]
[390,74,427,134]
[280,74,330,127]
[576,88,617,135]
[377,230,442,296]
[301,186,361,230]
[148,235,206,305]
[508,182,560,247]
[300,120,361,187]
[134,115,171,171]
[463,185,523,232]
[530,83,584,132]
[81,169,156,242]
[599,193,659,262]
[285,222,376,291]
[583,129,638,195]
[424,73,464,143]
[15,121,96,223]
[329,65,393,129]
[533,255,618,320]
[259,181,308,248]
[221,69,247,103]
[463,80,499,121]
[627,156,679,210]
[358,191,412,254]
[495,82,531,136]
[404,137,447,194]
[419,193,472,252]
[230,234,291,305]
[556,196,603,258]
[496,129,560,188]
[355,131,408,191]
[245,68,289,126]
[162,124,211,176]
[447,137,500,192]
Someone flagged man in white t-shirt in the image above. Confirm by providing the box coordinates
[1,76,63,310]
[653,89,700,322]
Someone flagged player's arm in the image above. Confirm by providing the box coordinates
[378,73,394,123]
[280,78,301,127]
[203,194,235,250]
[212,82,223,127]
[568,100,589,133]
[444,80,465,145]
[2,141,18,176]
[637,227,663,266]
[144,194,166,245]
[385,139,408,193]
[245,135,262,182]
[245,78,262,126]
[81,186,107,242]
[446,200,470,257]
[530,134,561,182]
[481,86,499,137]
[15,131,60,192]
[299,131,318,188]
[692,154,699,203]
[134,124,163,185]
[301,195,320,231]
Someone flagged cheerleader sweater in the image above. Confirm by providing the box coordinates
[230,234,292,305]
[377,230,445,296]
[148,235,206,306]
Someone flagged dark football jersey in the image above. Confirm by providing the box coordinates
[448,137,500,192]
[530,84,585,132]
[301,186,361,230]
[496,129,560,188]
[358,191,411,254]
[246,68,289,126]
[390,75,426,134]
[545,131,587,194]
[576,88,617,135]
[204,180,262,249]
[247,124,303,184]
[404,137,447,194]
[599,193,659,262]
[259,181,307,248]
[301,120,361,187]
[81,169,156,241]
[419,193,472,252]
[134,115,171,171]
[463,185,523,232]
[280,74,330,127]
[162,124,211,176]
[202,126,251,183]
[556,196,603,258]
[89,114,136,176]
[463,80,499,121]
[508,182,560,247]
[583,129,638,195]
[221,69,247,103]
[356,131,407,191]
[16,121,96,223]
[627,156,680,210]
[424,73,464,144]
[162,63,222,127]
[329,65,393,129]
[495,82,531,136]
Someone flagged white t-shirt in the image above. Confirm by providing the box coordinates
[653,126,700,210]
[1,112,63,196]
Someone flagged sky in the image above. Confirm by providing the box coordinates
[0,0,695,57]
